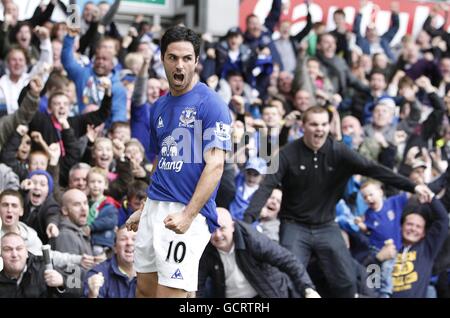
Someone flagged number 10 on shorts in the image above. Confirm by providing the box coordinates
[166,241,186,263]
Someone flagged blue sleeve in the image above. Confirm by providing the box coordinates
[264,0,282,33]
[391,192,408,220]
[117,206,126,227]
[61,35,88,112]
[382,13,400,43]
[352,14,369,53]
[364,210,374,229]
[201,92,232,155]
[424,198,449,260]
[149,103,159,158]
[353,14,364,40]
[111,83,127,122]
[131,102,152,161]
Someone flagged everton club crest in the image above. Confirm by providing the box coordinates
[179,107,197,128]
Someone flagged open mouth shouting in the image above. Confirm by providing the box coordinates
[56,110,67,119]
[173,72,185,86]
[30,191,44,206]
[266,204,277,214]
[123,247,134,260]
[313,132,325,145]
[18,148,29,159]
[98,155,111,168]
[367,201,377,210]
[18,36,29,46]
[78,211,88,225]
[3,213,15,225]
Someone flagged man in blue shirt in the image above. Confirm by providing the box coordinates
[126,26,231,298]
[84,226,137,298]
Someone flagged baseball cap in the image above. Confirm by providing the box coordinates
[375,97,396,110]
[245,157,267,175]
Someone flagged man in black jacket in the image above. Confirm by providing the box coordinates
[244,106,434,297]
[0,232,65,298]
[197,208,319,298]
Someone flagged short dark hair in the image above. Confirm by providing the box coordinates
[226,70,244,81]
[246,14,258,25]
[401,207,430,230]
[108,121,130,135]
[398,76,415,89]
[369,70,386,81]
[48,91,69,109]
[160,26,201,60]
[302,105,332,123]
[317,32,336,45]
[333,9,345,17]
[46,71,70,92]
[0,189,24,209]
[127,180,148,200]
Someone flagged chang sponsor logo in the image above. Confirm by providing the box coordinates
[159,136,184,172]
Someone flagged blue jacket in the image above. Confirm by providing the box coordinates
[353,13,399,61]
[90,201,118,248]
[83,256,136,298]
[61,35,127,124]
[229,173,255,221]
[243,0,282,68]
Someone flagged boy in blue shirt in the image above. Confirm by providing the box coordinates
[229,157,267,221]
[356,180,408,297]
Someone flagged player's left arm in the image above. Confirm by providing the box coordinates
[164,147,226,234]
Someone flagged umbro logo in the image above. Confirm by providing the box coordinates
[171,268,183,280]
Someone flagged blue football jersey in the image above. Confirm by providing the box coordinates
[147,82,232,232]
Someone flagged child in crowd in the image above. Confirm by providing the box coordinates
[85,167,119,256]
[91,136,133,202]
[356,180,408,298]
[117,180,148,227]
[124,138,151,183]
[229,157,267,220]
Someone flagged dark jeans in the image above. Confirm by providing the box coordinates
[280,219,357,298]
